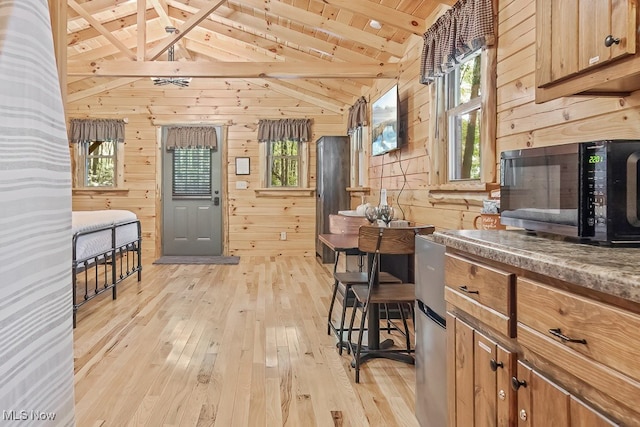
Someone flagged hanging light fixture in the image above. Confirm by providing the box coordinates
[151,26,192,87]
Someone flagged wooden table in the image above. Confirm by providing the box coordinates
[318,233,358,254]
[318,233,414,365]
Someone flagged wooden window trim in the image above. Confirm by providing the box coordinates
[427,45,497,189]
[73,141,125,189]
[256,140,312,196]
[72,188,130,195]
[349,125,370,189]
[254,188,315,197]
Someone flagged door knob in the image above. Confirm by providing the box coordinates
[213,196,220,206]
[511,376,527,391]
[490,359,504,371]
[604,35,620,47]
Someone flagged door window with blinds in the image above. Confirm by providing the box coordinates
[172,148,212,198]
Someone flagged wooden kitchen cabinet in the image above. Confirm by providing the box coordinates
[444,253,516,337]
[512,362,617,427]
[445,252,517,427]
[577,1,636,71]
[535,0,639,103]
[447,313,516,427]
[443,247,637,426]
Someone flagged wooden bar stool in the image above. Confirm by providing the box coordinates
[326,215,403,353]
[326,215,367,335]
[347,225,434,383]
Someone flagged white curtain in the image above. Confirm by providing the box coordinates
[0,1,75,424]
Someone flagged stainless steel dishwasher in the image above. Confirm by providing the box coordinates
[414,236,447,427]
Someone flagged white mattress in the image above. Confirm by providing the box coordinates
[72,210,139,262]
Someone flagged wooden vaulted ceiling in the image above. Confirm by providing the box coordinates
[66,0,454,110]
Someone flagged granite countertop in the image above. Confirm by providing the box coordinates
[432,229,640,305]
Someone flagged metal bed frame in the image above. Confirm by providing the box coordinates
[72,219,142,328]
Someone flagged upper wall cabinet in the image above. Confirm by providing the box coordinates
[535,0,640,103]
[578,1,636,71]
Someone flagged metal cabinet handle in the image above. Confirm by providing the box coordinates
[548,328,587,345]
[490,359,504,372]
[458,285,479,295]
[511,377,527,391]
[604,35,621,47]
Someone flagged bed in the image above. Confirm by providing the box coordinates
[72,210,142,327]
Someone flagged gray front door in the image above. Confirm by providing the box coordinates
[162,127,222,256]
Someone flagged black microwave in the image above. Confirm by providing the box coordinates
[500,140,640,244]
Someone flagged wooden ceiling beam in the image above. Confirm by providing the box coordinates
[68,60,400,79]
[168,9,334,64]
[68,21,169,61]
[253,79,345,114]
[227,0,406,58]
[68,8,158,46]
[184,37,279,62]
[68,0,126,19]
[146,0,226,60]
[316,78,367,97]
[320,0,426,36]
[137,0,147,61]
[276,78,354,105]
[174,11,373,92]
[425,3,452,28]
[68,0,137,60]
[68,78,142,103]
[148,0,191,60]
[49,0,67,110]
[170,0,378,64]
[183,39,356,106]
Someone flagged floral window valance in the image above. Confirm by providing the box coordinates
[347,97,368,134]
[420,0,495,84]
[165,126,218,150]
[257,118,312,143]
[69,118,126,143]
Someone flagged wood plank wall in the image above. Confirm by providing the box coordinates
[354,0,640,231]
[356,35,487,231]
[496,0,640,148]
[69,79,346,261]
[70,0,640,260]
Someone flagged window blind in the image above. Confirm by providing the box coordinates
[172,148,212,197]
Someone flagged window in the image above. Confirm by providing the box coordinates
[427,46,496,187]
[256,118,311,195]
[172,148,212,198]
[445,51,482,181]
[350,125,367,188]
[76,140,124,187]
[267,140,300,187]
[258,139,309,191]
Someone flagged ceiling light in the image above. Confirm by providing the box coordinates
[369,20,382,30]
[151,27,191,88]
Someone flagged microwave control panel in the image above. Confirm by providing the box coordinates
[585,144,607,234]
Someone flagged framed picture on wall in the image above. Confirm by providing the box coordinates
[235,157,250,175]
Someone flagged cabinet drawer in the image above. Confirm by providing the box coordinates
[444,253,515,337]
[517,322,640,421]
[517,277,640,383]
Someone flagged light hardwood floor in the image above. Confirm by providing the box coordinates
[73,256,420,427]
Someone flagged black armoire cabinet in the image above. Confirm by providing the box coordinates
[315,135,350,263]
